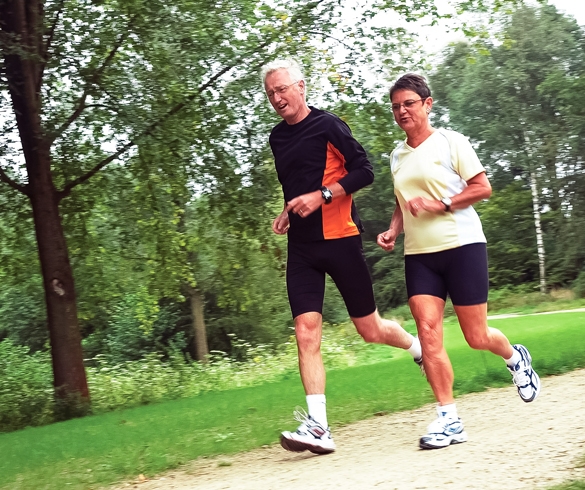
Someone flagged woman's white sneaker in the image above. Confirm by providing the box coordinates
[507,344,541,402]
[419,415,468,450]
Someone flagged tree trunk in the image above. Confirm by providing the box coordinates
[522,129,547,296]
[1,0,89,415]
[529,170,547,295]
[31,182,90,409]
[189,287,210,362]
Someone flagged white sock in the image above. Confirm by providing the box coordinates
[407,335,422,360]
[437,403,458,419]
[504,347,521,367]
[306,394,328,428]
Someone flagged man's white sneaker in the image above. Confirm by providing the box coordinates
[419,415,468,450]
[280,408,335,454]
[507,344,541,403]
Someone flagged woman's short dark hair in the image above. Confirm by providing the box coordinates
[389,73,431,100]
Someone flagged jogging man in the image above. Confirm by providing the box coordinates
[261,58,423,454]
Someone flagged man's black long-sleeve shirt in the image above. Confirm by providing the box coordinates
[269,107,374,242]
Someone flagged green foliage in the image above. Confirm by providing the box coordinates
[1,0,449,413]
[486,284,540,311]
[82,299,187,364]
[0,341,54,432]
[0,322,373,432]
[487,286,585,313]
[572,270,585,299]
[431,4,585,290]
[3,0,584,437]
[475,181,539,287]
[0,283,48,353]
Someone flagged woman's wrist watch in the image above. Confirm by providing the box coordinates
[440,197,452,212]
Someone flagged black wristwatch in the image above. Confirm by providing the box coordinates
[440,197,452,212]
[320,186,333,204]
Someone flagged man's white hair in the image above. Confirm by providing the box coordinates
[260,58,305,85]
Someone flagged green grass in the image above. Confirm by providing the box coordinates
[1,309,584,490]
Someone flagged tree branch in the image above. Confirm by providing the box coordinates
[57,141,132,200]
[37,0,65,95]
[82,102,120,113]
[306,30,355,51]
[49,16,136,144]
[58,0,323,198]
[0,165,29,195]
[59,43,275,200]
[1,122,19,135]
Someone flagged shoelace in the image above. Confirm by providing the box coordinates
[428,416,459,434]
[292,407,312,427]
[511,363,531,387]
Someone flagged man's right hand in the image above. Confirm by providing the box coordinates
[272,210,290,235]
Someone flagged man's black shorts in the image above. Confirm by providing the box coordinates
[404,242,489,306]
[286,235,377,319]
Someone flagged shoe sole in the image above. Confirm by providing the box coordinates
[280,434,335,454]
[419,431,468,450]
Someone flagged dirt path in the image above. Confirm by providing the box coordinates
[115,368,585,490]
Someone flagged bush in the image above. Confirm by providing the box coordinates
[0,340,54,432]
[572,269,585,299]
[487,284,547,312]
[0,324,371,432]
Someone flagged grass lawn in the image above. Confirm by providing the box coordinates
[1,309,584,490]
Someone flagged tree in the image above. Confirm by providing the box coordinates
[430,4,585,293]
[3,0,458,412]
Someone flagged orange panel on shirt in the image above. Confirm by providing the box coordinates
[322,142,360,240]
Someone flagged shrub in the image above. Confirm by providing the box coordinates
[573,269,585,299]
[0,340,54,432]
[0,325,369,432]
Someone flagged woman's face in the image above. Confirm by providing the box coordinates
[391,89,433,135]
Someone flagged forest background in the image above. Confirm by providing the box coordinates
[1,0,585,429]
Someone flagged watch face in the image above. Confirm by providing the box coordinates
[321,187,333,203]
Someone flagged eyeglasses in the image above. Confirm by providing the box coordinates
[266,81,299,99]
[391,98,426,112]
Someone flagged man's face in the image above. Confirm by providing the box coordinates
[264,69,306,124]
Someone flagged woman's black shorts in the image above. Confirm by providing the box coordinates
[286,235,377,319]
[404,242,489,306]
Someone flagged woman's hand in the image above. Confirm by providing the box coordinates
[378,203,404,251]
[407,197,444,217]
[377,229,398,252]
